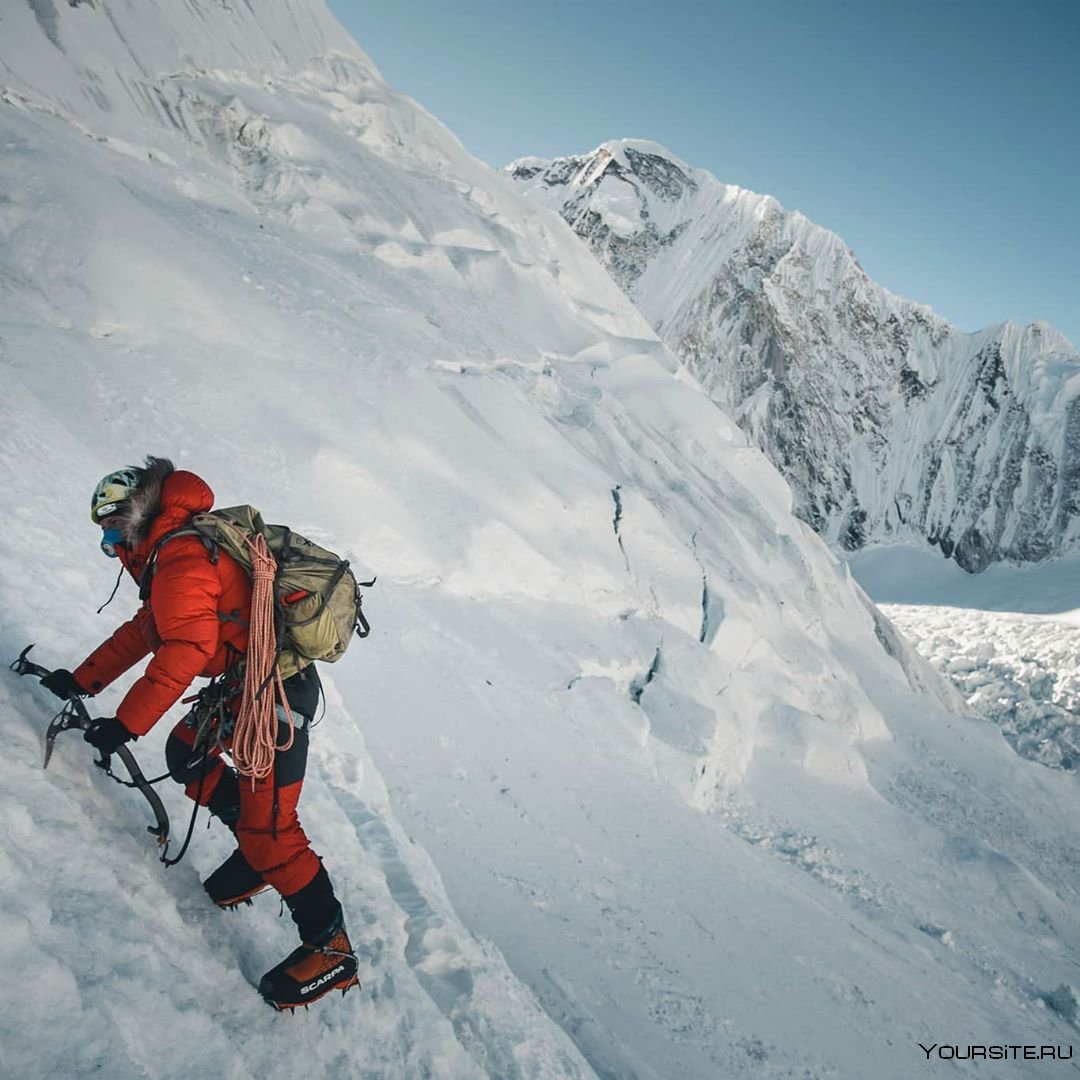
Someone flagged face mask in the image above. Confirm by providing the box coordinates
[100,527,125,558]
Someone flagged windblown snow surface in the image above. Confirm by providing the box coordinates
[2,3,1080,1078]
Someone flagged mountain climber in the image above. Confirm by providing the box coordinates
[40,457,359,1010]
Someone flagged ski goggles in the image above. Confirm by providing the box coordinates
[100,527,125,559]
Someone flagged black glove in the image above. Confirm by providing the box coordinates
[83,717,133,755]
[40,668,86,700]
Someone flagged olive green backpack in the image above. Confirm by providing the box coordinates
[141,505,372,679]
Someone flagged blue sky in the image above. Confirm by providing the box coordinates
[328,1,1079,347]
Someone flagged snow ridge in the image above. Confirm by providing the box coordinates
[509,141,1080,572]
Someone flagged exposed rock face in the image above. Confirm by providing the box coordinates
[510,141,1080,571]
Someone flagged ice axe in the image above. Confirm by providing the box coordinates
[10,644,170,854]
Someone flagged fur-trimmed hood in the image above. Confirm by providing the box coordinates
[112,458,215,550]
[116,456,175,543]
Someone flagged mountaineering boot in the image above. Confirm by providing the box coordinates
[203,848,269,909]
[258,908,359,1010]
[259,864,359,1010]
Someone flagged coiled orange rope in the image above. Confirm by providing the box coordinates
[232,533,293,781]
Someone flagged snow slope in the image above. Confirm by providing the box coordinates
[3,4,1080,1077]
[509,141,1080,572]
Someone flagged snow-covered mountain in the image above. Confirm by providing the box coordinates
[4,5,1080,1078]
[509,141,1080,572]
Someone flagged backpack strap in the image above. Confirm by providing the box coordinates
[138,525,218,601]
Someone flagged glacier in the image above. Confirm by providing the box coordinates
[2,3,1080,1078]
[510,140,1080,572]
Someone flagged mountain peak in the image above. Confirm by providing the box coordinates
[508,139,699,201]
[592,137,691,169]
[512,144,1080,571]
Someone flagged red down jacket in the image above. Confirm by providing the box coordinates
[74,471,251,737]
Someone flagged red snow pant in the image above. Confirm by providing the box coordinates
[165,708,321,899]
